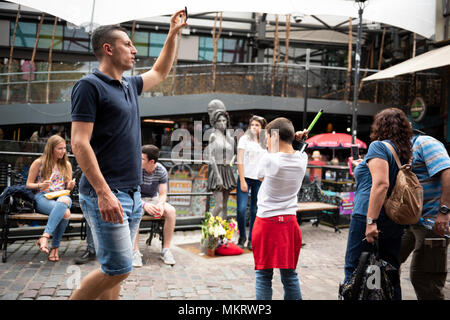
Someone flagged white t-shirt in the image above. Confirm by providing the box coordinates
[237,134,267,180]
[256,151,308,218]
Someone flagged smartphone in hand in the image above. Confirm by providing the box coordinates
[351,144,359,160]
[184,6,188,22]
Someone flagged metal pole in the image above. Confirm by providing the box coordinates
[351,6,364,144]
[303,48,310,129]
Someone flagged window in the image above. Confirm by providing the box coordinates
[199,37,222,62]
[132,31,149,57]
[38,24,63,50]
[11,22,36,48]
[150,33,166,57]
[222,38,245,63]
[63,26,90,52]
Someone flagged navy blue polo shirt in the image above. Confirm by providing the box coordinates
[71,68,143,194]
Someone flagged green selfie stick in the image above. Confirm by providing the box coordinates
[307,109,323,133]
[298,109,323,153]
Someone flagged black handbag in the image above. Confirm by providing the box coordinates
[339,240,396,300]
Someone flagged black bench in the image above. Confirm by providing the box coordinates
[0,167,164,263]
[297,181,343,232]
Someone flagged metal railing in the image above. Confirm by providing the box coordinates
[0,62,443,106]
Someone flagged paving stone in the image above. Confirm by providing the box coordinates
[21,290,38,299]
[1,226,447,301]
[169,290,183,297]
[56,289,72,297]
[40,288,56,296]
[1,293,19,300]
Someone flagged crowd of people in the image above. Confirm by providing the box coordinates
[6,8,448,301]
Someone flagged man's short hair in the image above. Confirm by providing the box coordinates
[142,144,160,162]
[91,24,128,59]
[265,117,295,143]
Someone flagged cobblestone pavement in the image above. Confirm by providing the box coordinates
[0,222,448,300]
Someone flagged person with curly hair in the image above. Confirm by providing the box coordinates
[343,108,413,300]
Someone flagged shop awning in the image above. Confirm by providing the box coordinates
[362,44,450,82]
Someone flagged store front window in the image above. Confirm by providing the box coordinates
[10,22,36,48]
[38,24,63,50]
[149,33,166,57]
[63,26,90,52]
[198,37,222,62]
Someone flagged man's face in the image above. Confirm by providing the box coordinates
[142,153,156,173]
[108,30,137,70]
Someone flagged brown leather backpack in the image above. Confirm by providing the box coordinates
[382,142,423,225]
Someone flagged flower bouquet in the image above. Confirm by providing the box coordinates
[201,212,237,256]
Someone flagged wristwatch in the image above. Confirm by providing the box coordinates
[439,205,449,215]
[367,217,377,225]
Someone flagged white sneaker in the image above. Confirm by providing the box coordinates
[160,249,176,265]
[132,250,143,267]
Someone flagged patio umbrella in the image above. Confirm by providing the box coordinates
[306,132,367,149]
[6,0,436,38]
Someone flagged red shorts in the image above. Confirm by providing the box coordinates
[251,215,302,270]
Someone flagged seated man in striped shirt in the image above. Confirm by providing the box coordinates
[133,144,176,267]
[399,129,450,300]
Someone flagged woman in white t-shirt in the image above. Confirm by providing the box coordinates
[236,115,267,250]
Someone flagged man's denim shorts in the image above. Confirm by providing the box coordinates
[79,187,143,276]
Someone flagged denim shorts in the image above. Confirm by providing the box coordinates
[79,187,142,276]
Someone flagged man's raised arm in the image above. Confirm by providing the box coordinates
[141,9,188,92]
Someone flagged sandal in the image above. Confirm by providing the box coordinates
[35,235,50,254]
[48,248,59,262]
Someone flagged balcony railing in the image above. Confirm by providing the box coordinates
[0,62,442,107]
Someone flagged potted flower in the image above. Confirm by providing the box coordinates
[200,212,237,256]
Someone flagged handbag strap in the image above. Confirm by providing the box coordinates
[381,141,407,169]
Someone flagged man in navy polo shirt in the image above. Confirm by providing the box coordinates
[69,10,187,300]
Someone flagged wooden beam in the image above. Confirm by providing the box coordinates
[374,27,386,103]
[6,5,20,104]
[281,15,290,97]
[344,18,352,101]
[271,14,279,96]
[212,12,223,92]
[26,12,45,103]
[46,16,58,104]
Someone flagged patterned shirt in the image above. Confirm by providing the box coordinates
[38,165,65,193]
[140,163,168,198]
[411,135,450,219]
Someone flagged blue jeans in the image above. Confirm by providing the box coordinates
[34,192,72,248]
[344,213,404,300]
[79,187,142,276]
[255,269,302,300]
[237,178,261,241]
[85,223,95,254]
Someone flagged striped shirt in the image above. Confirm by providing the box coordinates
[140,163,168,198]
[411,135,450,219]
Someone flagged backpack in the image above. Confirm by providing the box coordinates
[382,142,423,225]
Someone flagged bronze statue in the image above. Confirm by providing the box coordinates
[206,99,237,219]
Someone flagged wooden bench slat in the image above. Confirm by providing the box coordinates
[141,215,165,221]
[9,213,85,221]
[297,202,338,212]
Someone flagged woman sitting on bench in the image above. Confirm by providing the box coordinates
[26,135,75,262]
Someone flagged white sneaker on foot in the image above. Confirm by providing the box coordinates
[132,250,143,267]
[160,249,176,265]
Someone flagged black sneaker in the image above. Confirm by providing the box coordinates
[247,241,253,251]
[237,237,247,249]
[74,250,96,265]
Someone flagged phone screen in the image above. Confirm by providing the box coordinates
[351,144,359,160]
